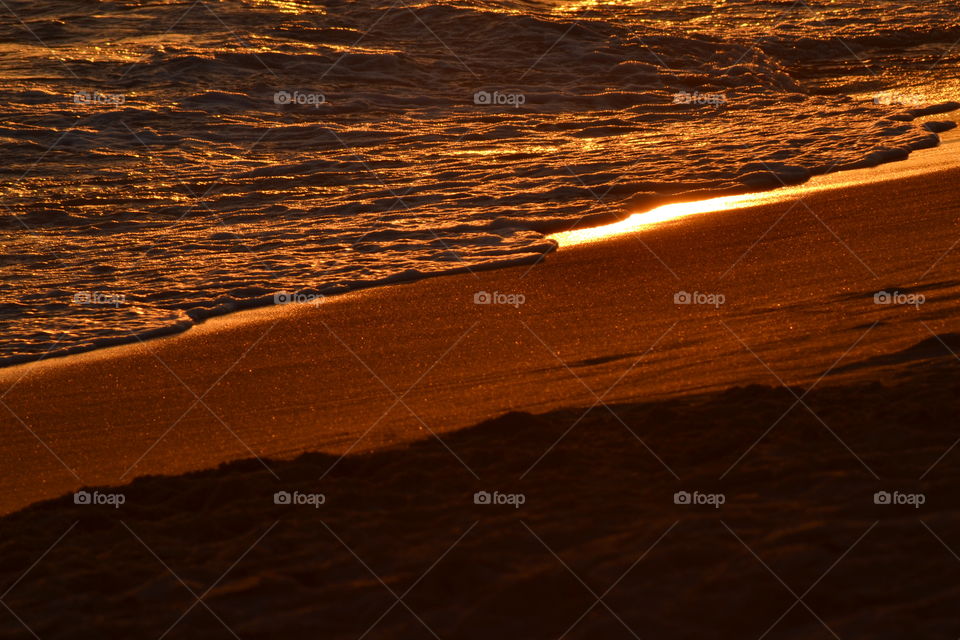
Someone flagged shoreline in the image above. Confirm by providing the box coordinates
[2,126,960,515]
[554,124,960,247]
[3,118,958,372]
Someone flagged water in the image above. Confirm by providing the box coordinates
[2,0,959,365]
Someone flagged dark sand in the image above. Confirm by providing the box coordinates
[1,356,959,638]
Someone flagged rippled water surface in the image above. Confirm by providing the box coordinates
[2,0,959,364]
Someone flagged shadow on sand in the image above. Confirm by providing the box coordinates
[2,350,959,638]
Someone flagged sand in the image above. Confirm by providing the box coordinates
[1,357,959,638]
[1,130,959,638]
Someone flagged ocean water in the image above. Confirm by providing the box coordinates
[2,0,959,365]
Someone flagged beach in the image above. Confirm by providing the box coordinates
[3,128,960,516]
[2,357,959,638]
[4,0,960,635]
[1,124,960,637]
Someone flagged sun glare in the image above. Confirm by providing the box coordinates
[550,191,785,246]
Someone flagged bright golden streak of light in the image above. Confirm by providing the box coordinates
[550,191,788,247]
